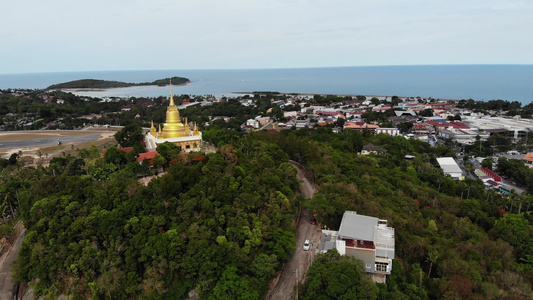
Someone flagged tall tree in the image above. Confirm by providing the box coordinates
[114,124,144,147]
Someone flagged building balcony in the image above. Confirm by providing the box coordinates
[342,238,375,249]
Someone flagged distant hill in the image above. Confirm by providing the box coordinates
[47,76,190,89]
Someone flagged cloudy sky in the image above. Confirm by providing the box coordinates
[2,0,532,74]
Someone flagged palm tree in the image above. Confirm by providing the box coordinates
[427,248,439,278]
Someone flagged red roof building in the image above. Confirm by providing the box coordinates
[425,120,444,127]
[344,122,380,131]
[480,167,502,182]
[443,121,470,129]
[486,180,500,186]
[136,151,159,165]
[524,153,533,164]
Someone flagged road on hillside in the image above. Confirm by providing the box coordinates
[267,162,320,300]
[0,229,25,300]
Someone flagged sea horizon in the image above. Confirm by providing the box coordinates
[1,65,532,105]
[3,63,533,75]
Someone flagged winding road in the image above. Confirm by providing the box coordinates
[267,161,320,300]
[0,229,25,300]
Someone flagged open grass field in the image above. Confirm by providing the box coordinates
[61,136,116,157]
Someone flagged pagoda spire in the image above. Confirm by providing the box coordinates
[160,81,186,138]
[169,78,175,106]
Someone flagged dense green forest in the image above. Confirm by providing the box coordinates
[9,135,299,298]
[46,76,190,90]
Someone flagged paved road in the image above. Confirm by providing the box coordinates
[268,162,319,300]
[0,134,101,150]
[0,229,25,300]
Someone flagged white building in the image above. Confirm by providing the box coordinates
[283,111,298,118]
[436,157,464,180]
[319,211,395,283]
[246,119,260,129]
[375,128,400,136]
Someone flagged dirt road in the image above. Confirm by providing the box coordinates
[267,162,320,300]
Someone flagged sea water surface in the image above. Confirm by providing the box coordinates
[0,65,532,104]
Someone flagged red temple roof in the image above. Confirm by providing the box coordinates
[481,167,502,182]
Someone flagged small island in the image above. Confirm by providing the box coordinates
[46,76,190,90]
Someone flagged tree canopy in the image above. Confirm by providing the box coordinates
[3,123,533,299]
[12,137,299,299]
[114,123,144,148]
[301,249,379,300]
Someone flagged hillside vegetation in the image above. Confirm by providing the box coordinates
[2,123,532,299]
[252,129,533,299]
[3,134,298,298]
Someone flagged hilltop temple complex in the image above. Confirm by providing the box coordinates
[144,84,202,152]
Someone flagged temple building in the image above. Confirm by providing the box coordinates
[144,84,202,152]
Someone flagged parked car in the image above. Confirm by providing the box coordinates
[303,239,310,251]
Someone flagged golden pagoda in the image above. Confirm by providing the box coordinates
[160,82,187,138]
[143,80,202,152]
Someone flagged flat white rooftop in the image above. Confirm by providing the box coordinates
[437,157,463,174]
[464,116,533,132]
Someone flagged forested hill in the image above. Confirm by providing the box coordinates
[46,76,190,89]
[4,123,533,299]
[12,139,299,298]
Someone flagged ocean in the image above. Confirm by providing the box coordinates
[0,65,532,105]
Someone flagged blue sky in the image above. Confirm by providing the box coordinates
[2,0,532,74]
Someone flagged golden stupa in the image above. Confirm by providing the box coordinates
[144,80,203,152]
[160,82,187,138]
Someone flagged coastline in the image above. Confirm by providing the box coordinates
[232,91,461,102]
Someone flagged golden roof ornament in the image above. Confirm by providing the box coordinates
[193,122,200,136]
[150,120,157,137]
[184,117,190,134]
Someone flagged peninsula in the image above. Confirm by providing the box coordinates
[46,76,190,90]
